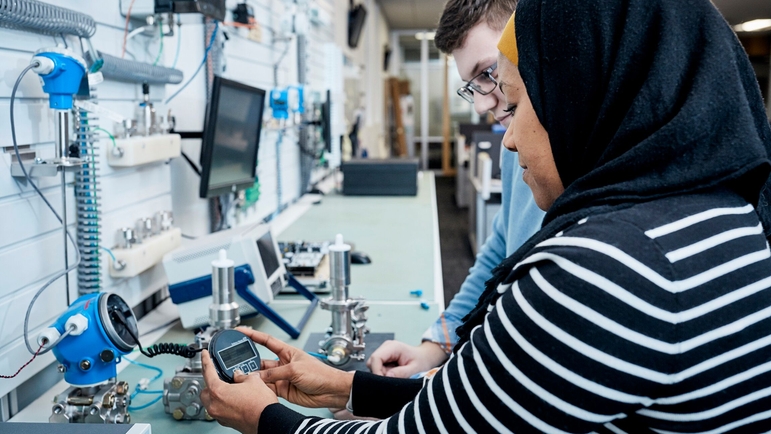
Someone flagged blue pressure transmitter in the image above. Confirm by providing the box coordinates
[40,293,138,387]
[30,48,87,110]
[270,85,305,120]
[209,329,261,383]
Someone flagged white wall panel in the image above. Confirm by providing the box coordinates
[0,0,350,402]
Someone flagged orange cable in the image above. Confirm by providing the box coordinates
[121,0,138,59]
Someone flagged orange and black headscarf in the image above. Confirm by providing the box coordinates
[456,0,771,347]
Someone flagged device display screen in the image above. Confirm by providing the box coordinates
[218,341,257,370]
[257,232,280,279]
[208,85,263,189]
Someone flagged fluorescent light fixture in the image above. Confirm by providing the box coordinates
[733,19,771,33]
[415,32,436,41]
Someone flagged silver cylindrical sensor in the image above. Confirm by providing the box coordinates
[55,110,69,160]
[329,234,351,298]
[209,249,240,329]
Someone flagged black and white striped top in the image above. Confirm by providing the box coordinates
[260,191,771,433]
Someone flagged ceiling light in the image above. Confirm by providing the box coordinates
[733,19,771,33]
[415,32,436,41]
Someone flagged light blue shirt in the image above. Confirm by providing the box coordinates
[422,150,545,351]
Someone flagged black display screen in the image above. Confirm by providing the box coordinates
[199,76,265,198]
[218,341,257,370]
[256,231,280,278]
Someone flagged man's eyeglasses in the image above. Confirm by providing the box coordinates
[456,63,498,104]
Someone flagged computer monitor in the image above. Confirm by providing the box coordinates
[199,76,265,198]
[320,90,332,152]
[348,3,367,48]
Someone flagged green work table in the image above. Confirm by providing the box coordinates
[10,172,443,433]
[279,172,442,304]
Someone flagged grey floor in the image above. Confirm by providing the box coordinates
[434,175,475,308]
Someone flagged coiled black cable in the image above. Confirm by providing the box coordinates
[142,342,198,359]
[110,310,201,359]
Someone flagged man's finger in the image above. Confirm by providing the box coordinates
[367,355,385,375]
[201,350,221,388]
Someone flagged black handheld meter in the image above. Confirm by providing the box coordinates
[209,329,262,383]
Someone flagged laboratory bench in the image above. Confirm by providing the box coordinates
[8,172,443,433]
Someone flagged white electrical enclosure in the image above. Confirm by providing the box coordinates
[162,223,287,329]
[110,228,182,278]
[107,134,181,167]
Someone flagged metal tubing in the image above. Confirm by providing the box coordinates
[328,248,351,338]
[62,169,70,299]
[56,110,69,160]
[210,263,239,329]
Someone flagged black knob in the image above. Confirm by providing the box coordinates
[100,349,115,363]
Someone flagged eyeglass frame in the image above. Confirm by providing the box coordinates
[456,63,498,104]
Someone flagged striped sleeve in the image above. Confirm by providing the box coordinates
[261,198,771,433]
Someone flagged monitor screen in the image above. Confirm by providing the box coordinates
[256,231,281,279]
[199,76,266,198]
[348,4,367,48]
[321,90,332,152]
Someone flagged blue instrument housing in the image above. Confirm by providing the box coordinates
[35,51,86,110]
[51,293,137,387]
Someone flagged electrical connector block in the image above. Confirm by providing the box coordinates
[110,228,182,278]
[107,134,181,167]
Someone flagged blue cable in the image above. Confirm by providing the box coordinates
[129,393,163,411]
[172,15,182,69]
[100,246,117,262]
[124,357,164,411]
[164,21,219,105]
[272,128,285,219]
[306,351,328,360]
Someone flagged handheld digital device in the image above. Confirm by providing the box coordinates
[209,329,262,383]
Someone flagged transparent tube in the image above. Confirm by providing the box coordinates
[0,0,96,38]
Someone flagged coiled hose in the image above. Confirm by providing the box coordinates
[0,0,96,38]
[74,90,101,294]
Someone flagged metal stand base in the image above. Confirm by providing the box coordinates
[303,332,394,372]
[163,331,214,421]
[49,379,131,423]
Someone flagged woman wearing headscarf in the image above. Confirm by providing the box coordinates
[199,0,771,432]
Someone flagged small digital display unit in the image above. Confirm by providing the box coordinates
[210,329,262,383]
[199,76,266,198]
[219,340,257,370]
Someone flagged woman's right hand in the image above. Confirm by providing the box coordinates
[240,327,354,409]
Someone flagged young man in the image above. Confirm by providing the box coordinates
[365,0,545,378]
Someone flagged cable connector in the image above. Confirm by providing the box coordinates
[138,378,150,390]
[65,313,89,336]
[37,327,61,350]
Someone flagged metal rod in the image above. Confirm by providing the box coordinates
[62,169,70,304]
[56,111,69,160]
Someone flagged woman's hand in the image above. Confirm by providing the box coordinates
[200,349,278,434]
[240,327,355,409]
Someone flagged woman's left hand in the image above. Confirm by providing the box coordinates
[200,349,279,434]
